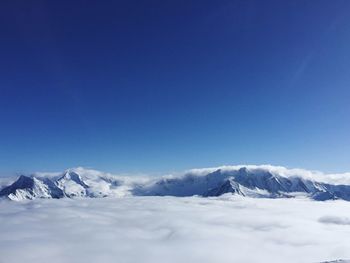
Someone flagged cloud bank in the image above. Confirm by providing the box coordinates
[1,196,350,263]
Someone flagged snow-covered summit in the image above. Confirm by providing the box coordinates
[1,165,350,201]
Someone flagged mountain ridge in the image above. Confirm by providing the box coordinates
[1,166,350,201]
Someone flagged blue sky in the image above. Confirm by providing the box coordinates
[0,1,350,175]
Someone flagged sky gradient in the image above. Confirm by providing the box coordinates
[0,0,350,175]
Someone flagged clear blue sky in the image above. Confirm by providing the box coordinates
[0,0,349,175]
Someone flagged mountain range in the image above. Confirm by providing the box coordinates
[1,165,350,201]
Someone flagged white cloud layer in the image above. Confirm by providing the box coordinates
[1,196,350,263]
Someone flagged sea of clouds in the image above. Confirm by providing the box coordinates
[1,195,350,263]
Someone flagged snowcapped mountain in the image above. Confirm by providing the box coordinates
[0,168,128,201]
[133,167,350,201]
[1,165,350,201]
